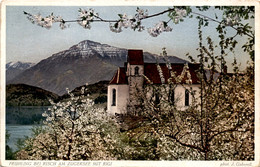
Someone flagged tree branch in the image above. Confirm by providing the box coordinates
[191,11,254,38]
[165,133,204,153]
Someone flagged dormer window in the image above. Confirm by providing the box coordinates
[134,66,139,75]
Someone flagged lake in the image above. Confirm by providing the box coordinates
[6,124,35,151]
[5,106,49,151]
[6,106,49,125]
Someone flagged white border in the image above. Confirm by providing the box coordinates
[0,0,259,167]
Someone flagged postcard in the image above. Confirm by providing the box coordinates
[0,0,259,167]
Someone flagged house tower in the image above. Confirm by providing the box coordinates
[126,50,144,114]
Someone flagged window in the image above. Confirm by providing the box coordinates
[185,89,189,106]
[134,66,139,75]
[169,89,175,104]
[112,89,116,106]
[155,93,160,106]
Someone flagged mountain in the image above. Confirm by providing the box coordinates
[6,61,35,70]
[6,61,35,82]
[6,84,59,106]
[8,40,188,95]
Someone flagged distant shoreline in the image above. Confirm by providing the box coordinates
[6,106,48,125]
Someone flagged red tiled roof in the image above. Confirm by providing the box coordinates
[109,63,200,85]
[109,49,200,85]
[127,50,144,65]
[109,67,128,84]
[144,63,200,84]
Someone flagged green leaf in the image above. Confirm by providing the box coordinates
[114,22,118,28]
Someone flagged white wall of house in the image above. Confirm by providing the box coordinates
[175,84,200,110]
[107,83,200,115]
[143,84,201,110]
[107,84,129,115]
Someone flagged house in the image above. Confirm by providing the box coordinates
[107,50,201,115]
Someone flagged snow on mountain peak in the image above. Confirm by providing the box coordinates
[72,40,127,58]
[6,61,35,70]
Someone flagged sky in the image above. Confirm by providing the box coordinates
[6,6,254,70]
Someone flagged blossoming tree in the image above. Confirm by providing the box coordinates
[16,87,123,160]
[124,35,254,160]
[118,7,254,158]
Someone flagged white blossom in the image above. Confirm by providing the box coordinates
[147,21,172,37]
[223,14,240,26]
[25,12,66,29]
[157,64,165,84]
[171,8,187,24]
[77,8,99,29]
[142,74,153,84]
[109,8,147,33]
[135,7,148,20]
[175,8,187,19]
